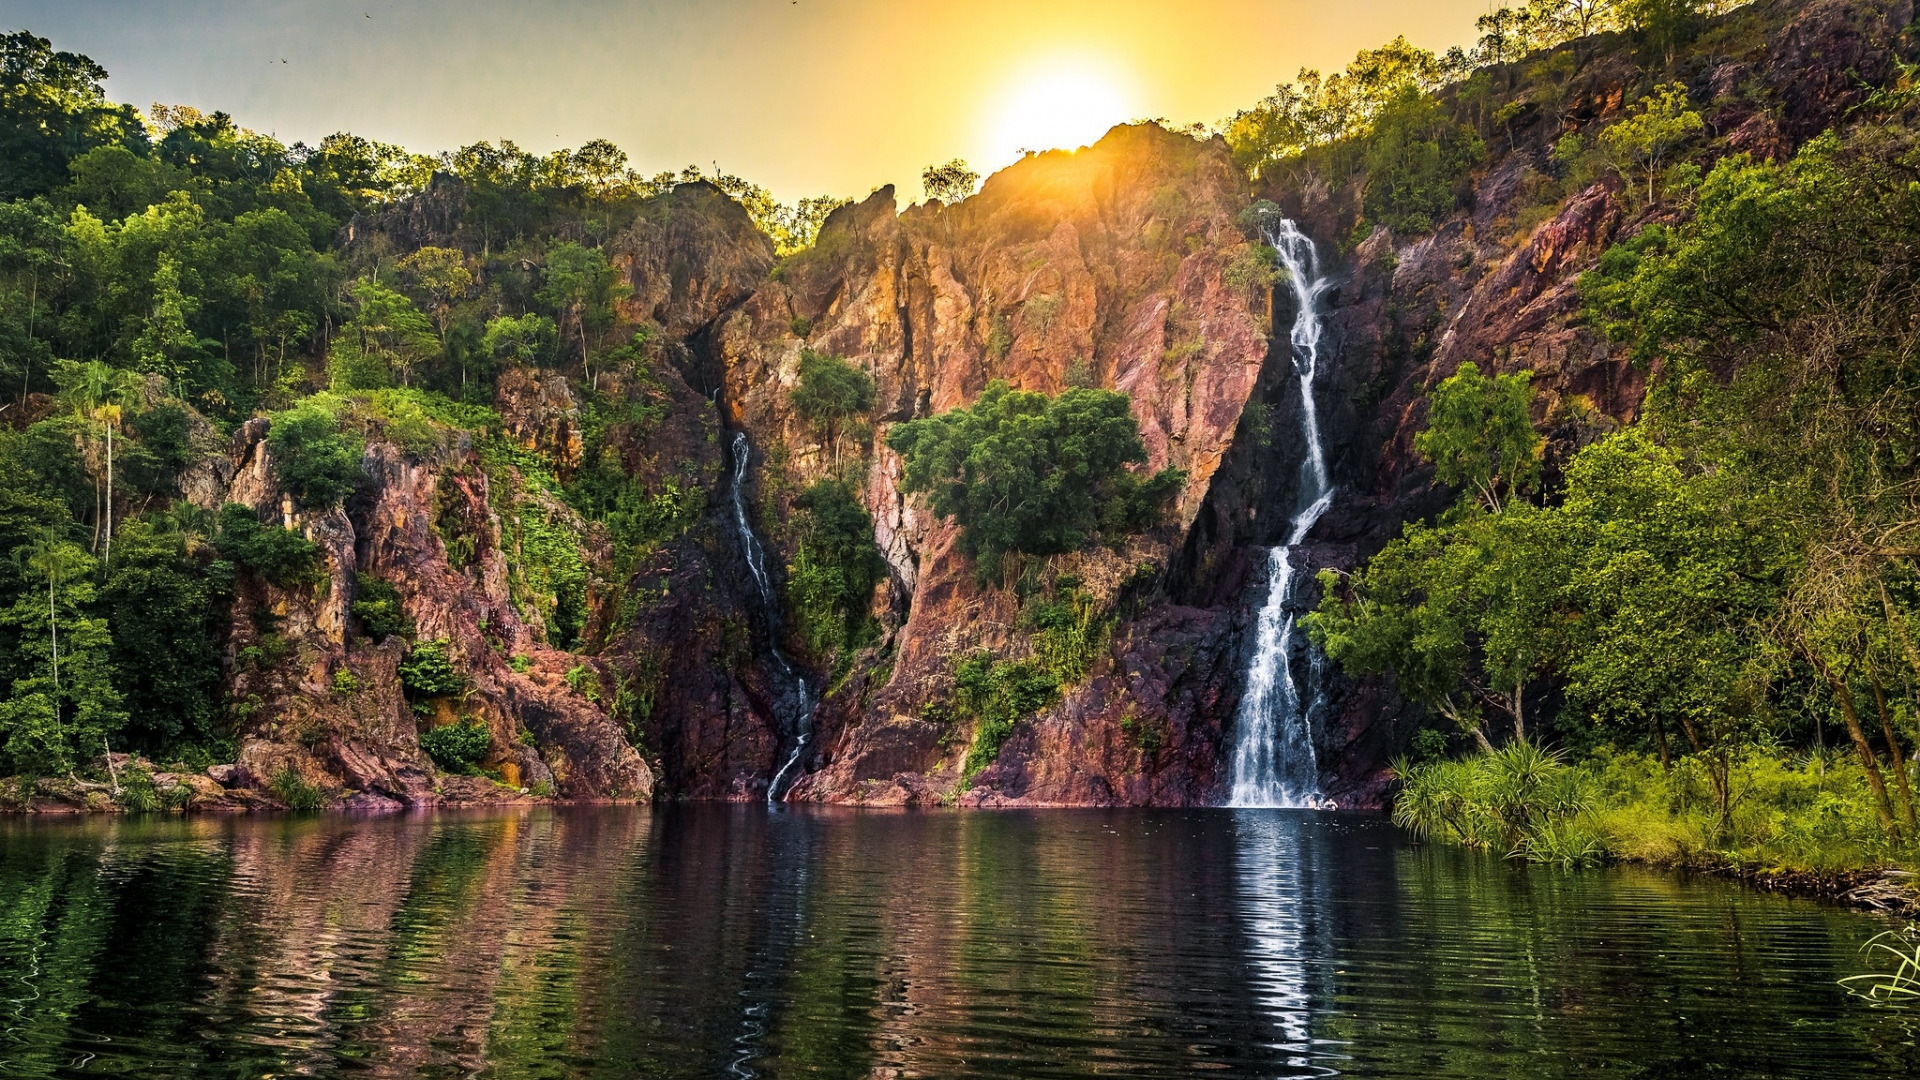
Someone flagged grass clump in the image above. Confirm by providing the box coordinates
[269,768,326,811]
[1396,745,1920,875]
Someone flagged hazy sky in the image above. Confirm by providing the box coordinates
[1,0,1493,201]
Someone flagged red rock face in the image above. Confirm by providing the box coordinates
[218,419,653,808]
[211,0,1912,813]
[702,126,1275,806]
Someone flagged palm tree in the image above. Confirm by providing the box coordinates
[14,530,89,704]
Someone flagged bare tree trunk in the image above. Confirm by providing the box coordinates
[104,424,113,569]
[1870,662,1917,829]
[1820,663,1901,839]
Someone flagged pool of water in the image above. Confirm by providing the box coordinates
[0,806,1911,1078]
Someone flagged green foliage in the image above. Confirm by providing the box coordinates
[1597,82,1705,203]
[1413,362,1542,511]
[954,652,1060,779]
[267,400,365,508]
[563,664,602,702]
[1394,743,1601,865]
[0,31,149,202]
[785,479,885,659]
[1361,88,1484,235]
[268,768,326,811]
[483,442,591,647]
[789,349,875,455]
[398,638,466,699]
[888,381,1184,582]
[351,572,414,642]
[101,519,222,753]
[215,503,321,588]
[419,718,492,773]
[330,668,359,696]
[1841,927,1920,1010]
[0,532,125,774]
[1225,36,1445,178]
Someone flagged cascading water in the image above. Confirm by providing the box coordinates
[726,431,815,805]
[1228,219,1335,810]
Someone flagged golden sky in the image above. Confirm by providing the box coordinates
[5,0,1495,200]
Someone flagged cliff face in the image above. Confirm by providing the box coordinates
[198,0,1913,812]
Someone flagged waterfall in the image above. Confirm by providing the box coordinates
[726,431,816,805]
[1227,219,1335,810]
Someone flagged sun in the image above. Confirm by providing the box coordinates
[984,63,1136,168]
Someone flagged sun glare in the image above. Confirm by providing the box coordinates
[984,64,1136,168]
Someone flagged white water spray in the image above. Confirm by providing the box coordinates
[727,432,815,805]
[1228,219,1334,810]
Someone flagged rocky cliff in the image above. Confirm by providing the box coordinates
[155,0,1913,813]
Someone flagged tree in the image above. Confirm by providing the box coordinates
[1361,88,1484,235]
[1598,82,1704,203]
[102,519,221,753]
[789,349,875,464]
[0,32,149,201]
[267,401,364,509]
[1413,362,1542,512]
[331,278,435,389]
[921,159,980,204]
[1,531,123,774]
[786,479,886,657]
[482,313,557,367]
[398,246,474,345]
[887,381,1183,582]
[536,242,628,387]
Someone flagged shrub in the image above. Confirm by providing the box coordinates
[269,768,326,811]
[216,503,323,587]
[1361,88,1484,236]
[351,573,414,642]
[887,381,1184,582]
[398,639,465,700]
[564,664,602,702]
[330,668,360,696]
[419,717,491,773]
[786,479,886,658]
[790,349,874,453]
[954,652,1062,779]
[267,400,365,508]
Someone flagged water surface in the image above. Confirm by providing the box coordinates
[0,807,1910,1078]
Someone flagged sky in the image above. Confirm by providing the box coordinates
[0,0,1494,202]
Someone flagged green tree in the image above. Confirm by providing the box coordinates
[785,479,886,657]
[536,242,628,386]
[887,381,1184,582]
[267,401,365,509]
[1,531,123,773]
[790,349,875,463]
[330,278,436,389]
[1413,362,1542,512]
[1597,82,1704,204]
[0,32,149,201]
[1361,88,1484,235]
[101,519,221,754]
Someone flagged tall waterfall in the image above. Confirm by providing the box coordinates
[726,431,815,805]
[1228,219,1335,809]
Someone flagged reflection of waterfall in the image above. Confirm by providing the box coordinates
[1232,809,1340,1077]
[1229,219,1333,809]
[726,432,815,805]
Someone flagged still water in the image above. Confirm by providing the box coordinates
[0,806,1911,1078]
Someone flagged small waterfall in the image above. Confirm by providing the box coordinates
[1228,219,1335,810]
[726,431,815,805]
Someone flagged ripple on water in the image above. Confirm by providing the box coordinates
[0,806,1912,1078]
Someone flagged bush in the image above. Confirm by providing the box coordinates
[269,768,326,811]
[351,573,414,642]
[268,400,365,508]
[398,639,465,700]
[419,717,491,773]
[954,652,1062,779]
[786,479,885,658]
[887,381,1184,582]
[790,349,874,450]
[216,503,323,587]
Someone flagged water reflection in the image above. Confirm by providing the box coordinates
[0,807,1911,1078]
